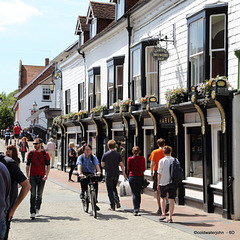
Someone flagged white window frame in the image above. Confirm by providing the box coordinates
[145,46,158,96]
[42,87,51,101]
[89,75,94,110]
[95,75,101,106]
[116,65,123,101]
[117,0,125,19]
[209,14,226,78]
[108,66,114,106]
[189,18,204,86]
[91,18,97,38]
[132,48,141,101]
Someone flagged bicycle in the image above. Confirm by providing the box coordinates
[79,174,100,218]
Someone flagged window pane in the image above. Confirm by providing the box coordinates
[89,76,94,94]
[211,15,225,50]
[212,51,225,78]
[117,86,123,101]
[108,66,114,88]
[109,88,114,106]
[133,48,140,76]
[134,75,141,100]
[95,75,101,92]
[96,93,101,106]
[146,46,158,96]
[190,19,203,55]
[217,131,222,182]
[190,22,197,55]
[190,53,204,85]
[189,128,203,178]
[116,66,123,85]
[197,19,203,53]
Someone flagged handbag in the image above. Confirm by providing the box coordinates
[131,156,150,189]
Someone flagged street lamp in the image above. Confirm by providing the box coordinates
[32,101,37,112]
[49,68,62,93]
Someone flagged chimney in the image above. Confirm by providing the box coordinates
[45,58,49,66]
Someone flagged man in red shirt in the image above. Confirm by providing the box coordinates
[26,138,50,220]
[13,124,21,145]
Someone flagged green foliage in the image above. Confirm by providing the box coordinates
[0,106,14,130]
[0,90,17,130]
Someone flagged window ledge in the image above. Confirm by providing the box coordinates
[209,182,222,190]
[182,177,203,186]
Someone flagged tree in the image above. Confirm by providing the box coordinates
[0,106,14,130]
[0,90,17,131]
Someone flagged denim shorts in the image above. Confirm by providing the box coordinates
[0,218,6,240]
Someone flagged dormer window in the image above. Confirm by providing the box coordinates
[90,18,97,38]
[116,0,125,20]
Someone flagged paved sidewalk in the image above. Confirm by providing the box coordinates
[0,139,239,240]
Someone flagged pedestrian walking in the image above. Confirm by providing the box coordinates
[13,124,21,145]
[0,152,30,239]
[127,146,146,216]
[149,138,169,214]
[46,138,56,168]
[158,145,177,223]
[18,137,29,163]
[26,138,50,220]
[4,129,11,146]
[67,142,77,182]
[5,145,20,167]
[0,162,11,240]
[101,140,127,211]
[77,144,101,210]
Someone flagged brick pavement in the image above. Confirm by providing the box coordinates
[0,139,239,240]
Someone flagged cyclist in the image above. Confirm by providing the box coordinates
[77,144,101,210]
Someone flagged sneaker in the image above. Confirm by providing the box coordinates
[96,205,100,211]
[80,192,84,199]
[116,202,121,209]
[159,215,166,221]
[30,213,36,220]
[165,203,169,214]
[157,208,162,215]
[133,209,139,216]
[36,209,39,216]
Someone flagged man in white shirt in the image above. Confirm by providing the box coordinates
[157,145,176,223]
[46,138,56,168]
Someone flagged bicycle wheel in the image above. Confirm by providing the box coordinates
[90,190,97,218]
[82,191,89,213]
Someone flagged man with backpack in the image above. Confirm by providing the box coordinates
[26,138,50,220]
[77,144,101,210]
[158,146,182,223]
[0,152,30,239]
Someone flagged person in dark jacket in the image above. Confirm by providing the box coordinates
[68,142,77,182]
[18,137,29,163]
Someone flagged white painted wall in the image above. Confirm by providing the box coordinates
[18,85,55,129]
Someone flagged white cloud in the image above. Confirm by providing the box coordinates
[0,0,41,31]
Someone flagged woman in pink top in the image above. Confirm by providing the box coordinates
[127,146,146,216]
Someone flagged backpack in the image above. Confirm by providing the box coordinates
[28,150,47,162]
[80,154,94,165]
[170,158,183,186]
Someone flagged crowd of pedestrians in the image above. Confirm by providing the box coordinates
[0,134,181,239]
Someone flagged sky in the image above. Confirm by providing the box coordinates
[0,0,108,94]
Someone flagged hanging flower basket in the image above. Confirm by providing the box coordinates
[165,87,188,105]
[120,99,130,112]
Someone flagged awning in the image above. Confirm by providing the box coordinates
[26,109,44,121]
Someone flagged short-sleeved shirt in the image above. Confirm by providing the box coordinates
[149,148,165,171]
[77,154,99,173]
[13,126,21,135]
[46,142,56,151]
[101,150,122,177]
[128,156,146,177]
[0,162,11,221]
[26,150,50,177]
[157,156,175,186]
[0,155,26,210]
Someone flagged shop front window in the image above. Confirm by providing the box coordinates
[144,129,154,169]
[189,127,203,178]
[88,132,97,155]
[113,131,126,166]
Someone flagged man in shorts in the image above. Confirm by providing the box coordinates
[149,138,169,214]
[158,146,177,223]
[13,124,21,145]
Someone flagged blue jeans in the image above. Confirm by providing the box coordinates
[105,176,119,208]
[129,176,142,210]
[0,218,6,240]
[30,176,46,214]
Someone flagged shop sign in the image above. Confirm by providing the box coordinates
[159,117,174,124]
[151,47,169,61]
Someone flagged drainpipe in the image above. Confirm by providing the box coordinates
[77,50,86,110]
[126,14,133,99]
